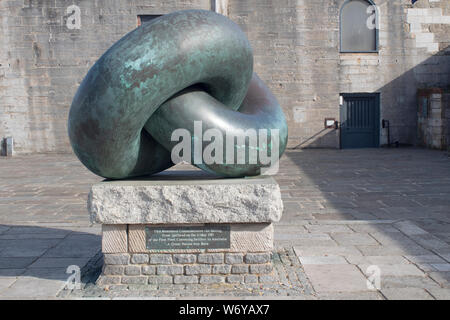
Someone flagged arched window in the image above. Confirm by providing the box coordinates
[340,0,378,53]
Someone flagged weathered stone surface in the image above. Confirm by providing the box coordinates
[103,253,129,265]
[174,275,199,284]
[250,264,273,274]
[212,264,232,274]
[88,176,283,224]
[149,254,172,265]
[124,265,141,276]
[185,265,212,275]
[141,266,156,275]
[103,265,124,276]
[198,253,224,264]
[131,254,149,264]
[225,253,244,264]
[121,276,147,285]
[148,275,173,284]
[226,275,244,284]
[231,264,249,274]
[173,254,196,264]
[199,275,225,284]
[245,253,271,264]
[156,265,183,275]
[102,224,128,253]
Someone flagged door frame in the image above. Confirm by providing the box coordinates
[339,92,381,149]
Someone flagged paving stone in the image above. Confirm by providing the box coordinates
[294,246,363,257]
[28,257,91,269]
[359,264,426,277]
[0,278,66,298]
[411,235,450,250]
[356,245,432,257]
[331,233,378,246]
[303,264,369,293]
[317,291,385,300]
[346,255,409,265]
[0,278,16,291]
[0,239,61,257]
[348,224,400,233]
[427,288,450,300]
[380,275,443,290]
[393,221,429,236]
[0,257,36,269]
[298,256,348,265]
[381,288,434,300]
[430,264,450,272]
[42,235,100,258]
[403,255,447,264]
[428,272,450,288]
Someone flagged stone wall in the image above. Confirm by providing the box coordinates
[417,88,448,150]
[1,0,449,153]
[0,0,210,154]
[228,0,450,148]
[98,252,275,286]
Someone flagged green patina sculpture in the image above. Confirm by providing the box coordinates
[68,9,288,179]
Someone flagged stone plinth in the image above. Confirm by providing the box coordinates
[88,172,283,286]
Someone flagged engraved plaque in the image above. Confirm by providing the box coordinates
[145,225,230,250]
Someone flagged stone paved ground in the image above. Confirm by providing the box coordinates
[1,148,450,299]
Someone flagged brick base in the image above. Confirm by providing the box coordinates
[97,252,275,286]
[97,223,276,286]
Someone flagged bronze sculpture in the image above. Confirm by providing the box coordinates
[68,9,288,179]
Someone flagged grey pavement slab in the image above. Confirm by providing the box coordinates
[427,288,450,300]
[302,264,369,293]
[381,288,434,300]
[357,264,426,277]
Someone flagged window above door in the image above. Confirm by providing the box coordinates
[340,0,379,53]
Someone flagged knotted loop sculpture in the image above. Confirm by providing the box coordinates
[68,9,288,179]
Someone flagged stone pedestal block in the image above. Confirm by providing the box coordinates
[88,172,283,286]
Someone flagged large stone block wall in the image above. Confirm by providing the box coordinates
[1,0,449,153]
[0,0,210,154]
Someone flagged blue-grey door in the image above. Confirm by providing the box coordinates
[340,93,380,149]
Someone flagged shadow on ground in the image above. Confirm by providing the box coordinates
[0,224,102,292]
